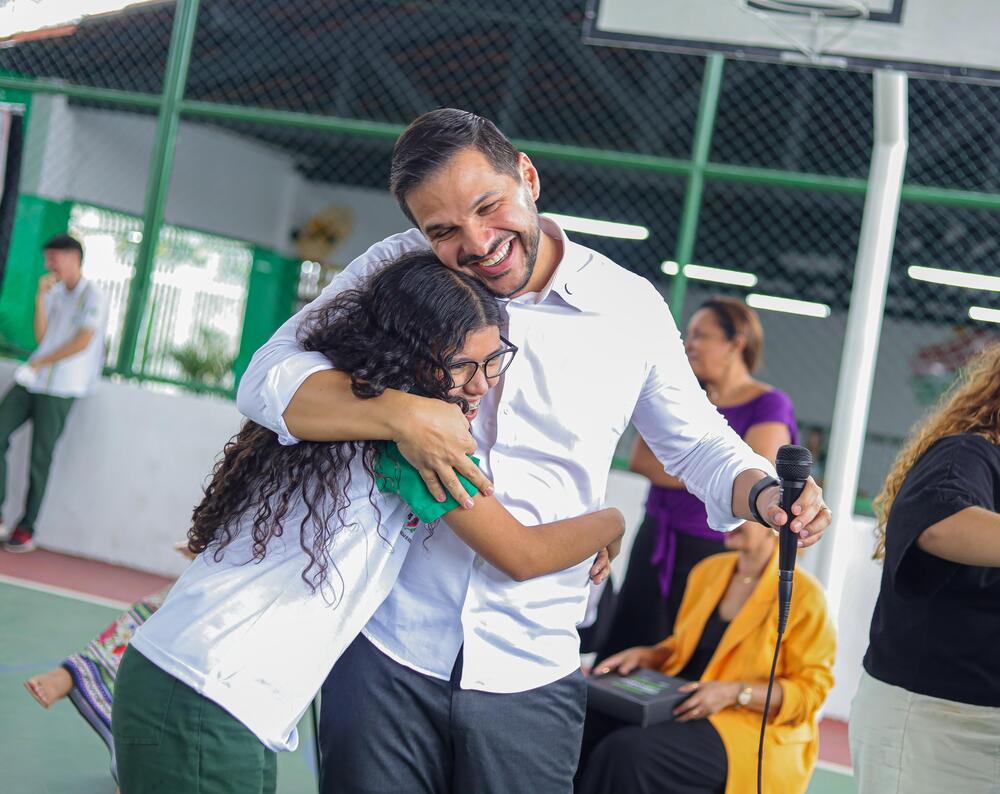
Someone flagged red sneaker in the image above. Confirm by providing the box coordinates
[4,527,36,553]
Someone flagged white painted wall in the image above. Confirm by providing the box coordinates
[291,181,410,265]
[0,359,242,577]
[825,515,883,721]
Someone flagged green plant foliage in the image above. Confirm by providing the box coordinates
[170,326,233,387]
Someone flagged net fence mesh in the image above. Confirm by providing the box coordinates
[0,0,996,497]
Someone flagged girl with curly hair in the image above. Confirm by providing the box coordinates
[850,342,1000,793]
[111,251,625,793]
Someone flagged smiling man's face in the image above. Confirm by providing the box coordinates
[405,147,543,299]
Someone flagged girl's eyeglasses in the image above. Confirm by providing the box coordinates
[448,337,518,388]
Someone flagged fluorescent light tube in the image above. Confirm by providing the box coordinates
[908,265,1000,293]
[545,213,649,241]
[747,293,831,318]
[969,306,1000,324]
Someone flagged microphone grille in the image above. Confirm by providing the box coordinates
[776,444,812,481]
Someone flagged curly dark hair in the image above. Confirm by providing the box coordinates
[187,250,501,593]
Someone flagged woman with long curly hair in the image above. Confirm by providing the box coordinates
[110,251,625,794]
[849,342,1000,794]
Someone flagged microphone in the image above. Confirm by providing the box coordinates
[775,445,812,635]
[759,444,814,794]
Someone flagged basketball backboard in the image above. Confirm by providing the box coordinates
[583,0,1000,83]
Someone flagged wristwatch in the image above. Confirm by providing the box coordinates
[748,475,779,527]
[736,684,753,708]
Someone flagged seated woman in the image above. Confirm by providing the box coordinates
[112,251,624,793]
[850,342,1000,793]
[577,518,835,794]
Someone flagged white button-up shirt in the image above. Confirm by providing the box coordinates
[236,217,775,694]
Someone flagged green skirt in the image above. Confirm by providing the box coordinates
[112,646,277,793]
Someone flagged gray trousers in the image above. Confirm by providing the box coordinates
[319,634,587,794]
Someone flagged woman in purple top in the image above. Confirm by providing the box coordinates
[598,297,799,657]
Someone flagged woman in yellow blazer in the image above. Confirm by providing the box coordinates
[576,520,836,794]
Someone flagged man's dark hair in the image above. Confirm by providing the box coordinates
[390,108,521,224]
[42,233,84,259]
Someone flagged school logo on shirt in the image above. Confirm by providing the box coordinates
[399,512,420,543]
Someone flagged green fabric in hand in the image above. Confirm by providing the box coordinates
[374,441,480,524]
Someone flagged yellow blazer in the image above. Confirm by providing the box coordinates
[659,550,836,794]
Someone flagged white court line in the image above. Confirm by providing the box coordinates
[0,573,128,610]
[815,759,854,777]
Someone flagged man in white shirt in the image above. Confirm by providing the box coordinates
[0,234,107,553]
[237,109,831,793]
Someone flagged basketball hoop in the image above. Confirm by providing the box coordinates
[739,0,870,64]
[745,1,869,19]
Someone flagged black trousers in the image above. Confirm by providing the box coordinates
[319,634,587,794]
[575,709,728,794]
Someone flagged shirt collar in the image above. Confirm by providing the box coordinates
[515,215,601,313]
[58,277,88,296]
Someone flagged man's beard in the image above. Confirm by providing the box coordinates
[494,216,541,299]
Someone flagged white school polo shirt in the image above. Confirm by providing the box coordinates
[29,278,107,398]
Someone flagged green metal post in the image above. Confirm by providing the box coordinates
[669,54,725,322]
[115,0,200,375]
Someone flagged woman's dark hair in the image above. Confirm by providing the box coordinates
[188,251,501,593]
[697,296,765,372]
[390,108,521,224]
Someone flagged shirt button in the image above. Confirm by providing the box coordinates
[473,555,485,570]
[502,407,510,416]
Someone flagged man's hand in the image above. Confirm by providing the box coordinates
[36,273,57,298]
[756,476,830,549]
[395,398,493,507]
[673,680,740,721]
[592,644,671,677]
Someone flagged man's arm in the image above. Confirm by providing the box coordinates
[285,369,487,508]
[628,435,684,489]
[235,229,493,504]
[30,328,94,369]
[630,288,829,545]
[33,275,56,343]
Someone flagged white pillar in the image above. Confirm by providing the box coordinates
[812,69,908,621]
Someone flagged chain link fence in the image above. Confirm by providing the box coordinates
[0,0,997,497]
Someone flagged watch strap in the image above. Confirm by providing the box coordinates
[748,475,779,527]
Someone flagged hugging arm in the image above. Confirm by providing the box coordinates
[444,494,624,582]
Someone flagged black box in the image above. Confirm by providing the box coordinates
[586,669,690,727]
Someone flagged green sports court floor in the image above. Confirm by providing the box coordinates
[1,578,855,793]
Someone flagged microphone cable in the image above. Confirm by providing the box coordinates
[756,445,813,794]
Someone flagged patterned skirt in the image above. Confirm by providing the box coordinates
[62,588,168,780]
